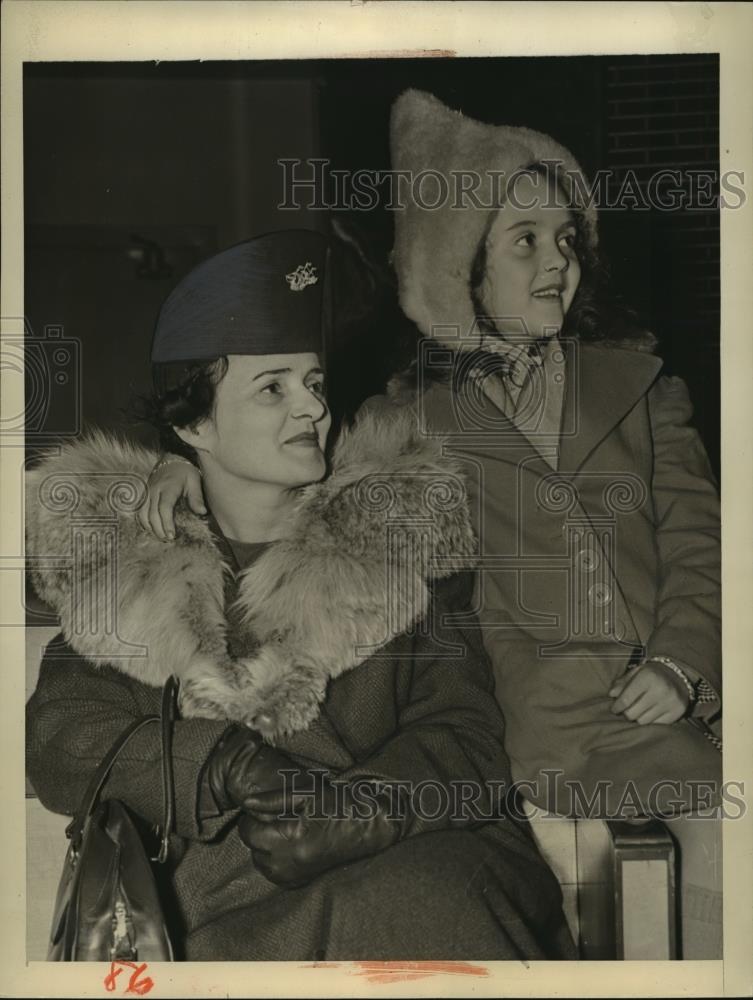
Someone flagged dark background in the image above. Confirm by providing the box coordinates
[23,55,720,473]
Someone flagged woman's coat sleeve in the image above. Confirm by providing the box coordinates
[337,587,517,838]
[645,375,721,712]
[26,639,234,840]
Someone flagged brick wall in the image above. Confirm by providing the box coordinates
[602,54,720,474]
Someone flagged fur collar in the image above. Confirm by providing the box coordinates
[26,406,475,741]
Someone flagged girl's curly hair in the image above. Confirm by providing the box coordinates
[469,161,656,351]
[328,167,656,418]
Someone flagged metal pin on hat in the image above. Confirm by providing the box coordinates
[286,262,319,292]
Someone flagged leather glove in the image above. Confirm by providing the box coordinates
[204,726,303,813]
[237,773,405,887]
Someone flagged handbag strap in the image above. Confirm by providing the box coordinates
[156,675,178,862]
[66,675,180,864]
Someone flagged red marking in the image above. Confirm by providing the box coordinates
[351,961,489,984]
[103,961,154,995]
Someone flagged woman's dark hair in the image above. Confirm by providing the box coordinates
[139,357,229,463]
[469,161,654,350]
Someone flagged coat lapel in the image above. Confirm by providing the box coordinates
[558,341,662,472]
[420,375,556,474]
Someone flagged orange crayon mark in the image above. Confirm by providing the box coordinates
[351,960,489,984]
[103,960,155,995]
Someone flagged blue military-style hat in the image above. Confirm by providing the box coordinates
[151,230,330,363]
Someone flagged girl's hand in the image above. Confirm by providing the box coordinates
[136,456,206,541]
[609,662,690,725]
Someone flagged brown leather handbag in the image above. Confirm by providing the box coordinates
[48,677,178,961]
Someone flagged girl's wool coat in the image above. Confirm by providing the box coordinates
[25,408,574,960]
[373,340,722,818]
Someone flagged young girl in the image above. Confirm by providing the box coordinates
[141,92,723,956]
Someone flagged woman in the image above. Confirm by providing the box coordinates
[25,229,575,961]
[143,95,723,956]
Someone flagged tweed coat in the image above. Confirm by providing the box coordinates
[366,340,722,818]
[25,409,575,960]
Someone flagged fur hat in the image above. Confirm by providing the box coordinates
[390,89,598,345]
